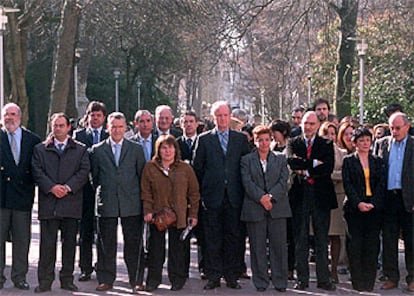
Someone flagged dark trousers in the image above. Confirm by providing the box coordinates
[0,209,31,283]
[287,217,295,273]
[79,185,95,274]
[192,201,205,273]
[292,184,331,285]
[146,225,190,287]
[382,190,414,284]
[38,218,78,287]
[345,210,381,290]
[96,216,142,287]
[203,196,241,283]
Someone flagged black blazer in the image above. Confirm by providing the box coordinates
[1,128,41,211]
[177,135,197,161]
[374,135,414,213]
[152,127,182,141]
[342,153,386,213]
[193,129,250,209]
[73,127,109,148]
[287,135,337,210]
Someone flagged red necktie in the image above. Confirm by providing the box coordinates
[306,139,312,159]
[306,139,314,185]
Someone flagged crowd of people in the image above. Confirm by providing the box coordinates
[0,99,413,294]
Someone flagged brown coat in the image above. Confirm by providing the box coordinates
[141,160,200,229]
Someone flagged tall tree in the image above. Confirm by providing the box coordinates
[329,0,358,118]
[48,0,81,119]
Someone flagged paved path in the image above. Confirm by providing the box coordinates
[1,201,409,295]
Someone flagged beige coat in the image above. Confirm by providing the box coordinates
[141,160,200,229]
[329,144,347,235]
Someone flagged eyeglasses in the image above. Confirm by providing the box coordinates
[390,125,407,131]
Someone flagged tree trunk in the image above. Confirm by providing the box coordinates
[7,13,30,125]
[49,0,81,120]
[333,0,359,118]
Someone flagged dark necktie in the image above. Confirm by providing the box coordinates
[306,139,314,185]
[57,143,64,155]
[93,129,100,145]
[186,138,192,151]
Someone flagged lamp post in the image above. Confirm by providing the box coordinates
[113,68,120,112]
[0,6,19,114]
[136,78,141,110]
[260,87,265,124]
[307,70,312,107]
[357,39,368,125]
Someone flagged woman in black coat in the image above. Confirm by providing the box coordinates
[342,127,386,292]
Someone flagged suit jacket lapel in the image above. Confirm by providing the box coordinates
[19,130,30,166]
[403,136,413,174]
[119,140,129,165]
[103,139,116,166]
[211,129,225,156]
[1,129,15,164]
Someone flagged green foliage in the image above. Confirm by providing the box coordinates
[352,14,414,124]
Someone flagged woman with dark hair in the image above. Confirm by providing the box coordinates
[141,135,200,291]
[241,125,291,292]
[342,127,385,291]
[318,121,347,283]
[270,120,291,153]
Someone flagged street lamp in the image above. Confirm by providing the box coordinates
[0,6,19,114]
[307,70,312,107]
[136,78,142,110]
[260,87,265,124]
[357,39,368,125]
[113,68,120,112]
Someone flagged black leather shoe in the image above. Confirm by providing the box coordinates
[145,284,158,292]
[317,282,336,291]
[293,281,308,290]
[34,285,51,293]
[275,287,286,292]
[256,287,266,292]
[61,282,78,291]
[204,280,220,290]
[14,280,30,290]
[226,281,242,289]
[78,272,91,282]
[171,284,184,291]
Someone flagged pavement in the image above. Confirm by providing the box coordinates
[1,201,410,296]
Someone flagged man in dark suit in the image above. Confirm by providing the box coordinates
[193,101,250,290]
[131,110,155,162]
[32,113,90,293]
[177,111,198,162]
[0,103,41,290]
[90,112,146,293]
[73,101,109,282]
[152,105,182,140]
[374,112,414,293]
[287,111,337,291]
[176,111,203,277]
[290,106,304,137]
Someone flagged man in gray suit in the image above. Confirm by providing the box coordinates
[374,112,414,293]
[90,112,146,293]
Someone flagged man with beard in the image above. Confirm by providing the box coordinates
[0,103,40,290]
